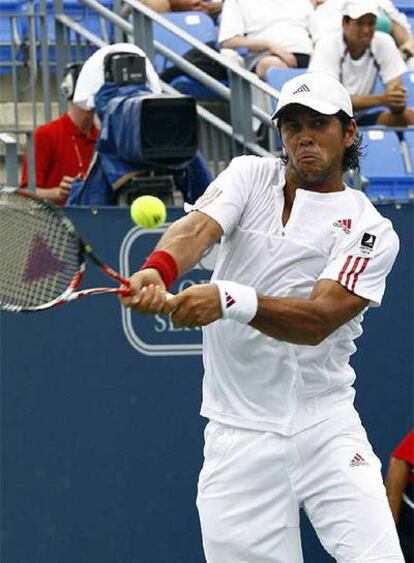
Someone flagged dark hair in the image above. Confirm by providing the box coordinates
[278,110,364,173]
[60,62,83,101]
[337,111,364,172]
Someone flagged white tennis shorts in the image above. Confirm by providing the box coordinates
[196,407,404,562]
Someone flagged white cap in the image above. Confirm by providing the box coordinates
[342,0,379,19]
[271,72,353,122]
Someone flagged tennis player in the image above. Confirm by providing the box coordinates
[121,72,404,562]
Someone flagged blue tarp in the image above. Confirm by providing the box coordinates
[67,83,212,205]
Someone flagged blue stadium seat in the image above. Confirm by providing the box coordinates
[402,72,414,106]
[403,128,414,175]
[153,11,218,74]
[169,75,224,100]
[29,0,112,64]
[361,128,413,200]
[265,67,305,93]
[153,11,223,100]
[0,0,28,74]
[393,1,414,17]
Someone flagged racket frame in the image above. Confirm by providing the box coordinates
[0,187,130,312]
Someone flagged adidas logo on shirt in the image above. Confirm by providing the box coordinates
[293,84,311,95]
[333,218,352,234]
[350,453,369,467]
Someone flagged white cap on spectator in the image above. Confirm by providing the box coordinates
[342,0,379,19]
[271,72,353,122]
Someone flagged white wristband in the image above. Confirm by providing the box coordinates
[215,280,258,324]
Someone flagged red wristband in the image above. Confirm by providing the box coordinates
[140,250,178,290]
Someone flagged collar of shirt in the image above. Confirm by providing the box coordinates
[60,111,99,142]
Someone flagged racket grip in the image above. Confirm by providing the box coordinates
[119,286,131,296]
[119,286,174,299]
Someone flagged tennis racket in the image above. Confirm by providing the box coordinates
[0,187,132,312]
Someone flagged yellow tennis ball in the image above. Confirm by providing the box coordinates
[130,195,167,229]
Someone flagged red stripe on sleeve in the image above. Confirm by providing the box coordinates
[345,257,361,289]
[338,255,353,284]
[351,258,369,291]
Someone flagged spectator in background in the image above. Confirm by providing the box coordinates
[121,0,170,15]
[377,0,414,66]
[169,0,222,18]
[20,63,99,205]
[218,0,314,79]
[122,0,222,18]
[386,430,414,563]
[309,0,414,126]
[311,0,414,67]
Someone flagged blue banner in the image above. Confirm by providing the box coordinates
[1,204,412,563]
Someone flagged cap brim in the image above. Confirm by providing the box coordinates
[271,96,345,122]
[344,8,379,18]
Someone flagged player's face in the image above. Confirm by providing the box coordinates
[343,14,377,51]
[279,106,356,188]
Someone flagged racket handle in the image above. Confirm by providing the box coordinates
[119,286,174,299]
[119,286,131,296]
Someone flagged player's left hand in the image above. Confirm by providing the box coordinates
[164,283,222,328]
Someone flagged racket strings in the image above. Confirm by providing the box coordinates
[0,191,82,311]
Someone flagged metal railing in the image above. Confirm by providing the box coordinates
[1,0,281,187]
[0,129,34,189]
[3,1,411,202]
[1,0,282,131]
[76,0,280,138]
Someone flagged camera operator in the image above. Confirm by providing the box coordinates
[68,43,211,206]
[20,63,99,205]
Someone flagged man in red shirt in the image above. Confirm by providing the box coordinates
[386,430,414,562]
[21,63,99,205]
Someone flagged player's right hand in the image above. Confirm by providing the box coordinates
[119,268,168,314]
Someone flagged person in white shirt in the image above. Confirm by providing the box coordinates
[311,0,414,66]
[309,0,414,126]
[121,71,404,562]
[218,0,314,78]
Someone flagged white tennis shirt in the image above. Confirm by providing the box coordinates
[193,156,399,435]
